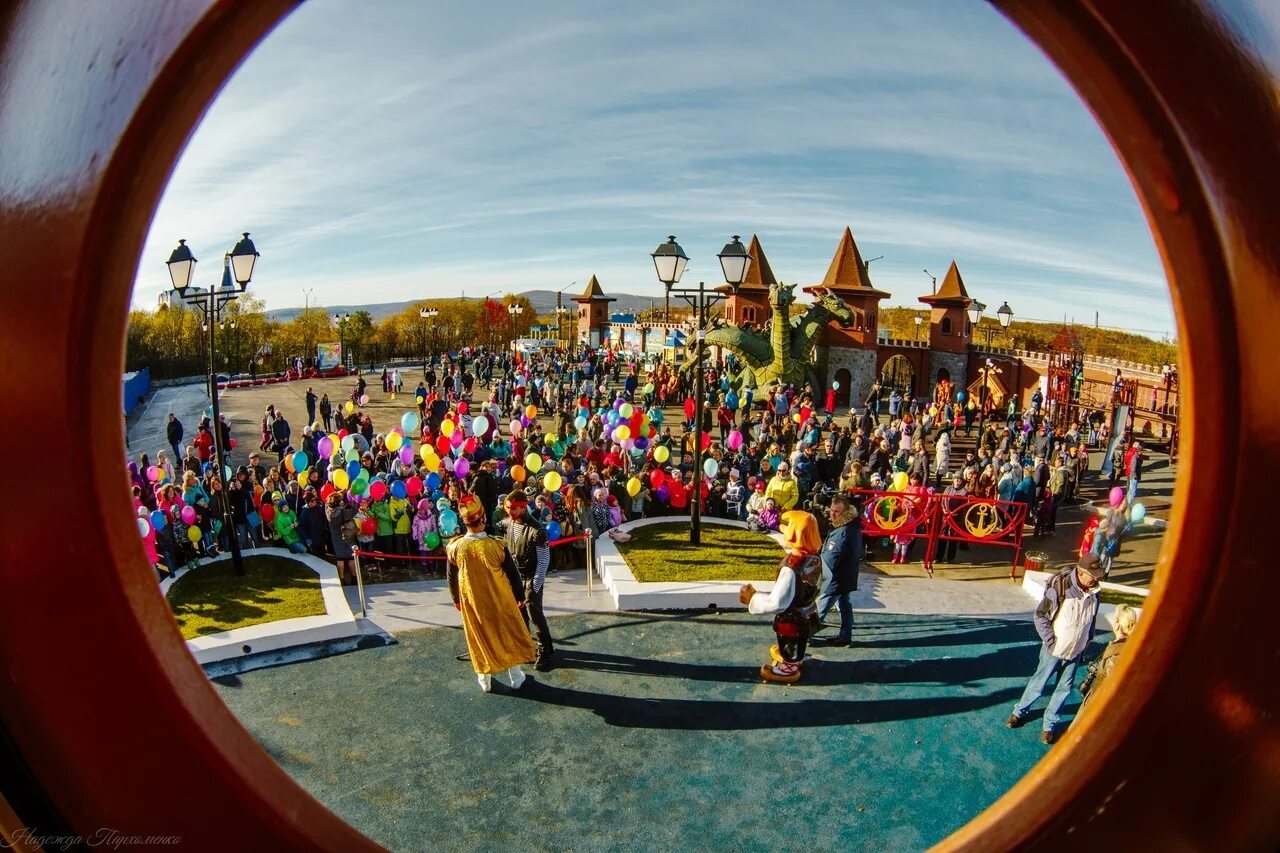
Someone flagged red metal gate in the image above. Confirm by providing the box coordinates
[850,489,1027,578]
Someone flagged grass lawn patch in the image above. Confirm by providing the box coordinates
[616,523,782,583]
[167,554,325,640]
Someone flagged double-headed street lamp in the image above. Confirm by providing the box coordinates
[166,233,259,577]
[651,235,690,323]
[650,234,750,545]
[419,307,438,377]
[967,299,1014,348]
[507,303,525,356]
[333,312,350,370]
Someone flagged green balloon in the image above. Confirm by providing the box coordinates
[424,532,441,550]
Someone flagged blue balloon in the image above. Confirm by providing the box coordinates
[634,436,649,450]
[401,411,419,433]
[149,509,166,529]
[546,521,563,541]
[390,479,407,499]
[346,459,361,479]
[426,472,442,490]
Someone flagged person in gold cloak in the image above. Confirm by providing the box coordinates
[447,494,536,692]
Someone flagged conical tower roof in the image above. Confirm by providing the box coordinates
[809,226,891,298]
[741,234,777,290]
[571,274,615,303]
[919,260,972,306]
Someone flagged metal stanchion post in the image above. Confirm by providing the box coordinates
[586,534,594,597]
[353,548,367,618]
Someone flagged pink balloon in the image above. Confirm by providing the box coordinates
[1108,487,1125,507]
[180,506,196,525]
[317,436,333,457]
[359,394,369,406]
[449,429,464,448]
[146,465,160,481]
[369,480,388,500]
[509,419,522,436]
[727,430,743,450]
[454,458,470,478]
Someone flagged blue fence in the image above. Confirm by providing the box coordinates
[123,367,150,416]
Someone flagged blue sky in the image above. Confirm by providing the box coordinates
[134,0,1174,335]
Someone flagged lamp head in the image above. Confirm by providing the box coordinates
[229,232,259,288]
[651,235,689,286]
[166,239,196,293]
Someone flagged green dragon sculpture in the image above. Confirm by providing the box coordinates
[681,283,855,392]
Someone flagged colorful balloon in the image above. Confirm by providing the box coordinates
[345,400,355,414]
[727,430,743,450]
[654,446,670,464]
[546,521,563,541]
[472,415,490,437]
[423,532,441,550]
[1130,502,1147,523]
[385,431,403,452]
[401,411,419,433]
[390,479,407,499]
[180,506,196,525]
[510,464,527,483]
[1109,486,1125,507]
[441,419,455,437]
[525,453,543,473]
[703,458,719,478]
[405,477,423,497]
[187,525,202,543]
[525,404,538,419]
[627,477,642,496]
[359,394,369,406]
[332,469,350,490]
[543,470,562,491]
[292,450,309,472]
[454,458,470,479]
[136,518,150,537]
[650,469,665,488]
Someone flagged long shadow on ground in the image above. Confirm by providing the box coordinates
[215,610,1080,853]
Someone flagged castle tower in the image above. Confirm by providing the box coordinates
[718,234,774,329]
[805,227,892,408]
[918,260,973,395]
[571,275,615,348]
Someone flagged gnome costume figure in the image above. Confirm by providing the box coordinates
[740,510,824,683]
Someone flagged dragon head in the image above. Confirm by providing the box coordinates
[769,282,796,310]
[811,288,855,325]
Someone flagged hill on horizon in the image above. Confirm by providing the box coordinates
[265,290,662,322]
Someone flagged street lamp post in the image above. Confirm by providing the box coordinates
[333,312,350,371]
[166,233,259,577]
[419,307,438,378]
[507,303,524,357]
[651,234,750,545]
[913,314,923,342]
[651,235,689,324]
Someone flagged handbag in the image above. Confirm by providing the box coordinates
[247,511,261,528]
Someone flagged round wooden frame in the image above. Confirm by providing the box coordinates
[0,0,1276,849]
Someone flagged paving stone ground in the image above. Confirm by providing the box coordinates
[215,610,1084,852]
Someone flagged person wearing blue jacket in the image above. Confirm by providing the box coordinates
[814,493,862,648]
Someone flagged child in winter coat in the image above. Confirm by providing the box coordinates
[756,498,781,533]
[723,469,746,520]
[606,495,624,528]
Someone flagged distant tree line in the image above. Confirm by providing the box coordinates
[126,295,538,379]
[877,306,1177,368]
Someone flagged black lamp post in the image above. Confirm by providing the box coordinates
[651,235,689,323]
[997,301,1014,347]
[652,234,750,545]
[419,307,438,377]
[166,233,258,577]
[333,312,350,370]
[914,314,924,342]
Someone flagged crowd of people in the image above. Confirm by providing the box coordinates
[128,343,1152,726]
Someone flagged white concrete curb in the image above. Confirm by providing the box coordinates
[1021,569,1148,633]
[162,548,358,664]
[594,517,786,610]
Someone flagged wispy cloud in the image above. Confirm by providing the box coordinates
[134,0,1171,334]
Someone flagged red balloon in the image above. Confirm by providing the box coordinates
[463,436,478,454]
[228,438,237,449]
[361,517,377,535]
[458,401,469,415]
[260,504,276,523]
[684,397,696,419]
[701,432,712,450]
[650,469,665,488]
[435,435,452,454]
[320,483,335,501]
[338,429,348,439]
[629,412,643,430]
[405,477,423,497]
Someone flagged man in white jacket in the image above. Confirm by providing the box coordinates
[1007,553,1104,743]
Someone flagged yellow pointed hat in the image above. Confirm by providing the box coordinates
[780,510,821,556]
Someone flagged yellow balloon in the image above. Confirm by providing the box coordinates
[186,526,202,543]
[543,471,562,491]
[627,477,641,496]
[424,453,441,472]
[525,453,543,473]
[891,472,908,492]
[329,434,342,457]
[441,419,455,437]
[333,469,350,490]
[298,471,309,487]
[615,425,631,441]
[654,446,670,463]
[420,444,433,462]
[525,404,538,419]
[386,431,403,451]
[345,400,354,414]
